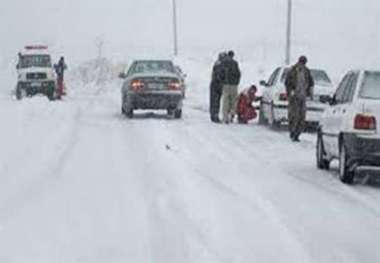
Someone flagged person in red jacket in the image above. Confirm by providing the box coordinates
[237,85,258,124]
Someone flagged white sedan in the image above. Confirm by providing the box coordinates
[259,66,335,128]
[317,70,380,184]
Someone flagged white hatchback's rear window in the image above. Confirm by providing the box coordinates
[360,71,380,99]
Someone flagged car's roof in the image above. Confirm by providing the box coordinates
[279,66,329,72]
[21,46,50,56]
[132,60,173,63]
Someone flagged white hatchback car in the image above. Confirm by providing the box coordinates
[259,66,334,128]
[317,70,380,184]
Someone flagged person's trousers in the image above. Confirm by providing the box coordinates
[210,83,222,120]
[288,95,306,138]
[222,84,238,123]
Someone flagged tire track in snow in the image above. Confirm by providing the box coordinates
[147,109,315,262]
[0,85,106,223]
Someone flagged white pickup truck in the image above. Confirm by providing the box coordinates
[16,45,57,100]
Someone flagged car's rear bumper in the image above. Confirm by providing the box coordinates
[126,91,183,110]
[344,133,380,170]
[272,102,325,124]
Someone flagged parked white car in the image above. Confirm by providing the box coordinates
[259,66,334,128]
[317,70,380,184]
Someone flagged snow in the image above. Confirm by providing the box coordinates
[1,56,380,263]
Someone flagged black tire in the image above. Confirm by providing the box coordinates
[125,109,134,119]
[16,85,25,100]
[269,103,280,129]
[258,102,267,125]
[316,132,330,170]
[46,88,55,101]
[339,140,355,184]
[167,108,174,116]
[122,104,133,118]
[174,109,182,119]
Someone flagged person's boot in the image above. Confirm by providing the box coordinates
[292,134,301,142]
[211,115,221,123]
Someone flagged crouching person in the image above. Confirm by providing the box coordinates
[237,85,258,124]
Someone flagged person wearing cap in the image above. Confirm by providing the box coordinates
[285,56,314,142]
[220,50,241,124]
[236,85,259,124]
[209,52,227,123]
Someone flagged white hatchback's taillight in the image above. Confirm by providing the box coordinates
[354,114,377,130]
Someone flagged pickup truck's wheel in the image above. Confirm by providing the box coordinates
[339,140,354,184]
[174,109,182,119]
[316,132,330,170]
[16,86,26,100]
[46,88,55,101]
[258,101,267,125]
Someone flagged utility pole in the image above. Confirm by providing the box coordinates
[285,0,292,65]
[172,0,179,56]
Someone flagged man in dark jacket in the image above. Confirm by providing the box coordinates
[54,57,67,99]
[285,56,314,142]
[221,50,241,124]
[209,52,226,123]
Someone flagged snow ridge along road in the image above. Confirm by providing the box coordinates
[1,71,380,262]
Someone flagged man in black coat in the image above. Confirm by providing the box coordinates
[209,53,226,123]
[220,50,241,124]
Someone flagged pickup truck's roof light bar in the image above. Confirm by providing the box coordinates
[25,45,48,50]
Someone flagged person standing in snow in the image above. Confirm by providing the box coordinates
[220,50,241,124]
[285,56,314,142]
[54,57,68,99]
[209,52,227,123]
[236,85,259,124]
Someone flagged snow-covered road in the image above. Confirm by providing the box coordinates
[1,75,380,263]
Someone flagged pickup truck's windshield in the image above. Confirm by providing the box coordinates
[18,55,52,68]
[360,71,380,99]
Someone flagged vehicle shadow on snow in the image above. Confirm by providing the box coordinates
[121,112,178,121]
[329,166,380,188]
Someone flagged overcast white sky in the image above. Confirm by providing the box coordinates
[0,0,379,71]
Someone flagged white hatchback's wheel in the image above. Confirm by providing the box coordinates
[268,103,280,129]
[316,133,330,170]
[258,102,267,125]
[339,141,354,184]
